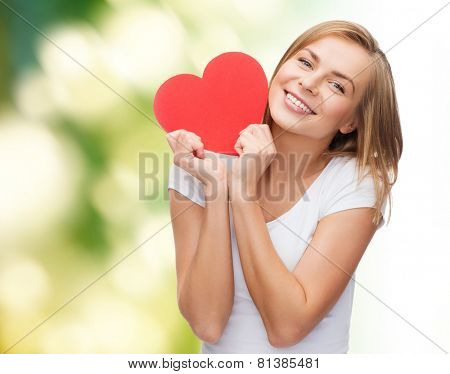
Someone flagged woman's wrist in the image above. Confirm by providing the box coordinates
[204,177,228,202]
[229,177,258,202]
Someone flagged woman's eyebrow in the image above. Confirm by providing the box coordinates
[331,70,355,93]
[304,47,320,62]
[303,48,355,93]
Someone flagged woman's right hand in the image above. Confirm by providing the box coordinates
[166,129,227,188]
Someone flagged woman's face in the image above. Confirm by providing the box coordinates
[268,36,372,140]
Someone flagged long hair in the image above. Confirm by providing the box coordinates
[263,20,403,226]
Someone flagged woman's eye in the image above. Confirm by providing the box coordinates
[298,58,312,69]
[331,81,345,94]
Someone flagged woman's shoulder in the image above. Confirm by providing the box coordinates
[326,155,371,181]
[325,155,360,181]
[320,155,376,198]
[319,155,386,228]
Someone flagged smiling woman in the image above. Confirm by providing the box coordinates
[167,20,402,353]
[264,23,402,227]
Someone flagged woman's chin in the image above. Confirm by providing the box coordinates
[272,114,306,132]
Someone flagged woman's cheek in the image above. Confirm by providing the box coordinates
[326,100,353,126]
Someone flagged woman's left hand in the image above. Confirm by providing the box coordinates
[229,123,277,198]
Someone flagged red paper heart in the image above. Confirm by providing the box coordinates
[153,52,268,155]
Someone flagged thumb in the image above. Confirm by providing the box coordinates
[166,131,181,152]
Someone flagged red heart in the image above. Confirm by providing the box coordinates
[153,52,268,155]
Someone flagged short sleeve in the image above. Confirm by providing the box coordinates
[320,161,387,230]
[167,163,206,207]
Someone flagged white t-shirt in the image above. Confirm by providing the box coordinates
[168,155,387,354]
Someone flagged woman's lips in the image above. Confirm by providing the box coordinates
[284,90,315,115]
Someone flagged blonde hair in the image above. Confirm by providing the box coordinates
[263,20,403,226]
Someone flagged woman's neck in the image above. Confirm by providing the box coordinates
[267,121,332,183]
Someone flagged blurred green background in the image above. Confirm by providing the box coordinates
[1,0,449,355]
[0,0,322,353]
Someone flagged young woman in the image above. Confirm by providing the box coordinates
[166,20,402,354]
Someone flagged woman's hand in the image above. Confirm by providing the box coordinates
[166,129,227,189]
[230,124,277,199]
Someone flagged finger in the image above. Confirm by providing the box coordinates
[166,130,184,152]
[236,132,257,154]
[259,124,272,142]
[170,129,193,152]
[167,130,201,152]
[250,124,269,141]
[174,131,189,153]
[234,138,244,156]
[193,143,205,159]
[241,124,266,143]
[182,133,205,159]
[179,153,200,173]
[239,124,256,136]
[239,131,256,145]
[248,124,260,133]
[186,131,202,140]
[186,132,205,158]
[246,124,271,146]
[173,133,190,166]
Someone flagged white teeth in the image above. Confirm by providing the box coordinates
[286,92,312,113]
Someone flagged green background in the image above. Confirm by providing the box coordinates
[0,0,325,353]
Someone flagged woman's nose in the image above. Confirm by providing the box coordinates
[298,75,319,96]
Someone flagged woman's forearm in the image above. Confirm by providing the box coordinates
[229,185,307,345]
[178,180,234,343]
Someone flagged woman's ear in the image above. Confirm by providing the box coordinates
[339,118,358,134]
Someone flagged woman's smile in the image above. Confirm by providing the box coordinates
[283,89,316,115]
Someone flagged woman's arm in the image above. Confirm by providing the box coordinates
[229,186,377,348]
[167,129,234,343]
[170,178,233,344]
